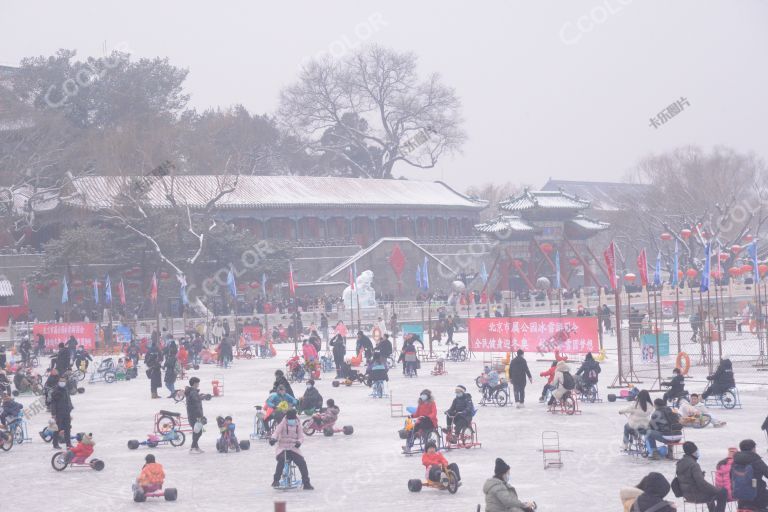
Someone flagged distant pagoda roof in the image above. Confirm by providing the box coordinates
[474,215,535,234]
[568,215,610,232]
[498,189,590,212]
[541,179,652,212]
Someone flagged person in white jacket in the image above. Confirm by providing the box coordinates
[619,389,653,450]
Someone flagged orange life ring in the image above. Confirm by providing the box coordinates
[675,351,691,376]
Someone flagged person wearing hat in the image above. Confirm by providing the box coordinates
[422,440,461,486]
[620,472,675,512]
[675,441,728,512]
[732,439,768,510]
[444,385,474,440]
[0,393,22,426]
[298,379,323,415]
[269,409,313,490]
[483,458,535,512]
[136,454,165,494]
[50,374,74,449]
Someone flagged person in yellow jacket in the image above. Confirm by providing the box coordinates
[136,454,165,493]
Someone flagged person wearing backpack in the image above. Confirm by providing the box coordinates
[508,349,533,408]
[675,441,728,512]
[548,360,574,406]
[575,352,601,393]
[646,398,683,460]
[731,438,768,510]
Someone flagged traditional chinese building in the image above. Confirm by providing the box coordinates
[474,188,610,293]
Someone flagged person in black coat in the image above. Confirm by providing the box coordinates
[661,368,686,403]
[575,352,602,392]
[374,334,393,362]
[0,345,6,369]
[65,335,77,359]
[55,343,71,374]
[145,343,163,399]
[676,441,727,511]
[445,385,474,437]
[702,358,735,399]
[163,354,177,398]
[732,438,768,510]
[219,337,233,368]
[355,331,373,364]
[632,472,676,512]
[298,379,323,414]
[271,370,294,398]
[185,377,206,453]
[50,375,74,449]
[330,334,346,375]
[508,350,533,407]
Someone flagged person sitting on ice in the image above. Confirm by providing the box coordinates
[0,393,23,426]
[619,389,653,450]
[679,393,726,428]
[480,366,500,402]
[266,385,297,426]
[135,454,165,494]
[269,409,313,490]
[574,352,601,393]
[298,380,323,415]
[443,385,474,440]
[661,367,686,404]
[702,358,735,400]
[313,398,340,428]
[66,432,95,463]
[422,441,461,485]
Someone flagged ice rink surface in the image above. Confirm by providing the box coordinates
[4,333,768,512]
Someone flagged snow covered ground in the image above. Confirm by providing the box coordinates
[4,333,768,512]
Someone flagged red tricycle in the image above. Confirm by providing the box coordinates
[132,483,178,502]
[301,412,353,437]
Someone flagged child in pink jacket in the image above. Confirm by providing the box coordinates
[269,409,313,490]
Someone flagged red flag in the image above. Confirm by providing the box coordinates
[288,263,296,297]
[22,280,28,306]
[637,248,649,287]
[603,241,617,289]
[118,278,127,305]
[150,272,158,303]
[349,267,356,290]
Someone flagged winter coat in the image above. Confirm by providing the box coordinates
[271,417,304,456]
[356,335,373,358]
[414,400,438,428]
[219,340,233,360]
[552,361,571,400]
[138,463,165,486]
[619,402,652,430]
[266,392,298,409]
[732,449,768,504]
[271,376,294,397]
[714,457,734,501]
[184,386,204,424]
[0,399,23,425]
[368,362,388,382]
[302,343,318,362]
[708,359,735,388]
[634,471,675,512]
[330,336,346,362]
[377,338,393,359]
[163,356,177,384]
[576,357,601,384]
[55,348,71,374]
[650,406,681,435]
[446,393,474,422]
[321,405,340,424]
[508,355,532,386]
[662,374,686,395]
[300,386,323,411]
[676,454,720,503]
[483,477,527,512]
[540,366,556,385]
[70,437,94,459]
[422,451,448,469]
[50,386,73,420]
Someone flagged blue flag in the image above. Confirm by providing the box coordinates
[748,241,759,283]
[653,251,662,287]
[672,240,679,286]
[227,267,237,298]
[479,261,489,284]
[416,264,422,289]
[422,256,429,290]
[105,274,112,305]
[93,279,99,304]
[701,243,711,292]
[555,251,561,289]
[61,276,69,304]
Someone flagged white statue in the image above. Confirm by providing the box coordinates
[343,270,377,309]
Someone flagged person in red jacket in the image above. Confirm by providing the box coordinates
[67,432,95,463]
[538,361,558,402]
[422,441,461,484]
[412,389,438,437]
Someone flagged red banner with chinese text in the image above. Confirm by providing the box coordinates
[33,322,97,350]
[468,317,599,354]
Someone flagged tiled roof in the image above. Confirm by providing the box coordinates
[542,179,652,212]
[474,215,535,234]
[498,189,590,212]
[67,176,488,211]
[568,215,610,231]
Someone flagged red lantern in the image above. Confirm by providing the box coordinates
[711,269,722,280]
[249,281,260,289]
[660,232,672,241]
[159,272,170,280]
[759,264,768,276]
[569,258,580,267]
[539,243,553,254]
[743,234,754,243]
[742,264,753,274]
[719,253,729,262]
[686,268,698,279]
[728,267,741,277]
[677,270,684,280]
[680,229,692,240]
[731,244,742,255]
[624,273,636,282]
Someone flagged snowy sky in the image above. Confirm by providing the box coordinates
[2,0,767,191]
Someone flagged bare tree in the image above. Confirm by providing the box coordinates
[279,45,466,179]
